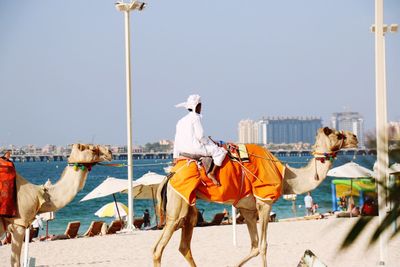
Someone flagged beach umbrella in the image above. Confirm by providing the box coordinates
[327,162,374,178]
[124,172,166,199]
[80,177,130,202]
[328,162,374,216]
[80,177,132,222]
[125,172,166,225]
[327,161,374,196]
[95,202,129,219]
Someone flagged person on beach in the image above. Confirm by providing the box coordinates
[222,208,230,224]
[143,209,150,227]
[312,203,318,214]
[339,196,347,211]
[304,192,313,216]
[173,94,227,186]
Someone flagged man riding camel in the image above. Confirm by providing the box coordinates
[173,94,227,186]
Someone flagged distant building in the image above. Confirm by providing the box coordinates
[22,145,41,154]
[331,112,364,147]
[159,140,173,146]
[260,116,322,144]
[238,119,260,144]
[42,144,57,154]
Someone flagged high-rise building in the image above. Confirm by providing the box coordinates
[260,116,322,144]
[331,112,364,147]
[238,119,260,144]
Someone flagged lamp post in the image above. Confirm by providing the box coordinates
[372,0,398,264]
[115,0,145,230]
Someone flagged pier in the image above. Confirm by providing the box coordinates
[9,148,376,162]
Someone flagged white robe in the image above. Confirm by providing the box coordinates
[173,112,226,166]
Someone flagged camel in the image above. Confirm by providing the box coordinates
[153,127,358,267]
[0,144,112,267]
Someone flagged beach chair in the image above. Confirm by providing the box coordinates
[208,212,225,225]
[51,221,81,240]
[23,226,38,243]
[198,212,225,226]
[106,220,124,235]
[133,218,144,229]
[82,221,104,237]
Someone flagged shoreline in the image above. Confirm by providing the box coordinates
[1,216,398,267]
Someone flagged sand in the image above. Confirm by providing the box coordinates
[1,216,399,267]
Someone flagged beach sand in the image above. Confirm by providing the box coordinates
[1,216,399,267]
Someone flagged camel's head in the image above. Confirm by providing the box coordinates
[314,127,358,152]
[68,144,112,164]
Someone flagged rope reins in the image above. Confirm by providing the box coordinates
[98,161,172,168]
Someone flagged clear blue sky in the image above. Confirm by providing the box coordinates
[0,1,399,146]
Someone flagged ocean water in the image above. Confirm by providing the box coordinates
[13,154,376,235]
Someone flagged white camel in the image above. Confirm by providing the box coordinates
[0,144,112,267]
[153,127,358,267]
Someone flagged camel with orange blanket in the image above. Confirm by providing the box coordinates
[153,127,358,267]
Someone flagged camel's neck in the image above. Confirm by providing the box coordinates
[282,137,336,195]
[38,166,89,212]
[283,158,333,195]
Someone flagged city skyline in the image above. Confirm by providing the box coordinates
[1,1,399,146]
[0,109,397,147]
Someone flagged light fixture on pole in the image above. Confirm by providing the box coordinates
[372,1,397,265]
[115,0,146,230]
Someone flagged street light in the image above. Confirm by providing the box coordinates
[372,1,397,265]
[115,0,146,230]
[115,1,145,12]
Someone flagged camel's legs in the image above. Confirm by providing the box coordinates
[9,224,25,267]
[153,185,190,267]
[257,200,273,267]
[178,206,198,267]
[235,207,259,267]
[153,218,179,267]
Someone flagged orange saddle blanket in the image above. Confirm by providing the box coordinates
[0,158,17,217]
[169,144,285,206]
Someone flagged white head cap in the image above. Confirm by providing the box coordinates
[175,94,201,111]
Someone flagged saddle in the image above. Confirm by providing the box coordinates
[179,152,214,174]
[223,143,250,163]
[0,158,17,217]
[178,143,250,173]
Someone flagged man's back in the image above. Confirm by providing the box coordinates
[173,112,207,157]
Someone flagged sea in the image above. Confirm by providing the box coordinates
[14,154,377,235]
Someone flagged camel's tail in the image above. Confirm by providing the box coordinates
[156,172,174,226]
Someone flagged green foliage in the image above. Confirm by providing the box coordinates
[341,177,400,249]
